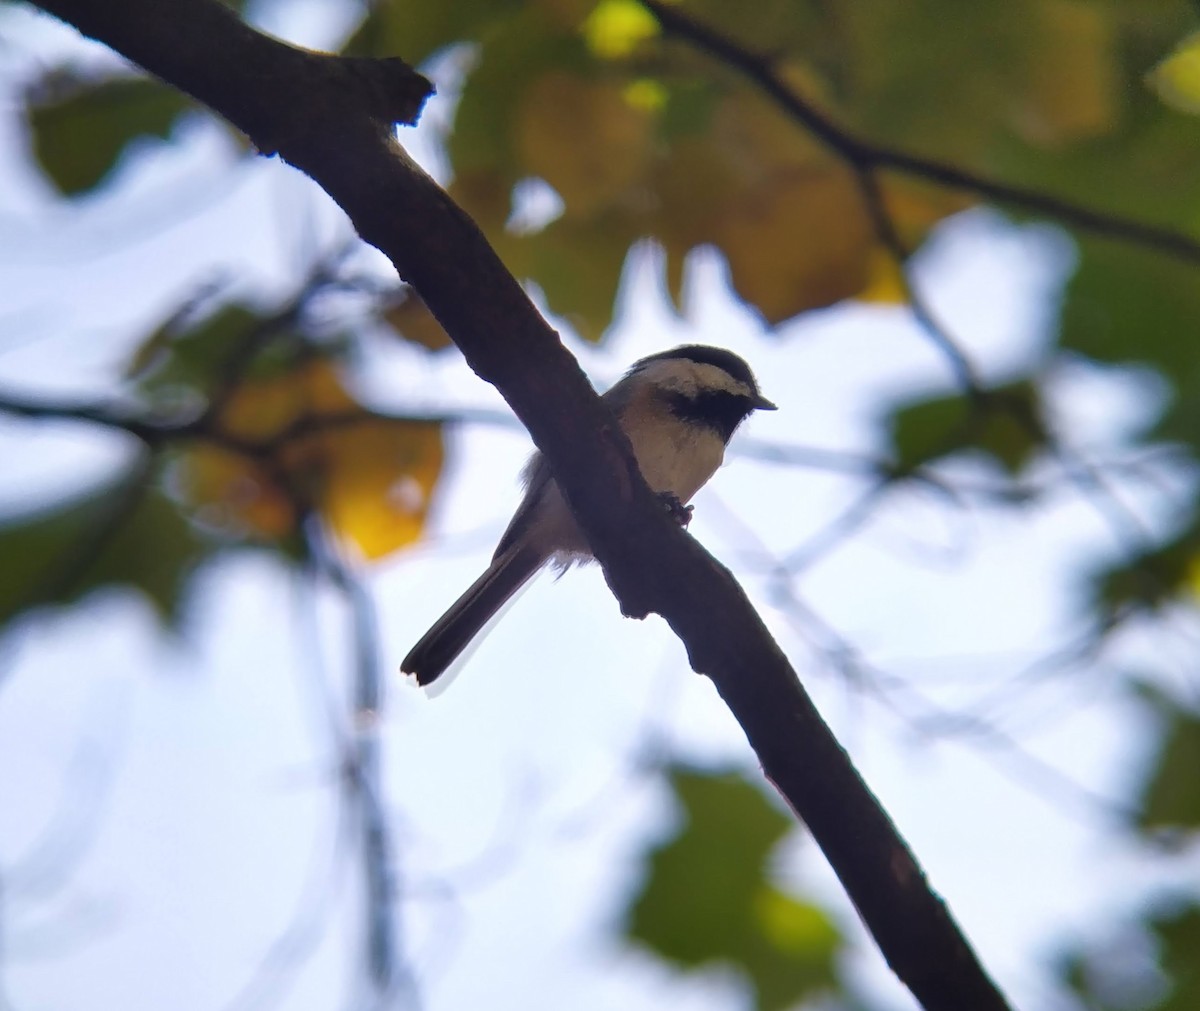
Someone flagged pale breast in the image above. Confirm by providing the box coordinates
[622,395,725,503]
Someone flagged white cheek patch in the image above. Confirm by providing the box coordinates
[637,359,754,401]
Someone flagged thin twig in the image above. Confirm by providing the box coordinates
[853,167,983,395]
[771,578,1134,823]
[781,478,894,574]
[0,394,172,445]
[221,573,360,1011]
[301,513,418,1009]
[0,389,515,455]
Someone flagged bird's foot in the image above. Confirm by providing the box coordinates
[658,492,694,528]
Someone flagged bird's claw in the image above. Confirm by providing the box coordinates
[658,492,694,528]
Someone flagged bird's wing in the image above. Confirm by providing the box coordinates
[492,452,552,559]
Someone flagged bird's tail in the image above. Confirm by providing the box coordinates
[401,545,543,686]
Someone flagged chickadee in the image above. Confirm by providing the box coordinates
[401,344,776,686]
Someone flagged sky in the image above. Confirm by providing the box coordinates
[2,6,1199,1011]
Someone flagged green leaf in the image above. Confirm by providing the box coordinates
[626,766,840,1011]
[990,19,1200,230]
[342,0,523,63]
[1052,903,1200,1011]
[840,3,1055,162]
[446,6,589,180]
[1092,522,1200,613]
[131,303,300,400]
[1140,700,1200,831]
[888,381,1045,475]
[1060,238,1200,454]
[1061,239,1200,379]
[28,76,192,195]
[0,461,214,629]
[1155,905,1200,1011]
[516,215,637,342]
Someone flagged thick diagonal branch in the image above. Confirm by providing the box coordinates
[30,2,1013,1008]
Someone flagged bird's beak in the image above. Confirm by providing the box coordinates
[753,394,778,411]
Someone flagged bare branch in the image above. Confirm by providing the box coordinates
[853,167,982,395]
[302,514,416,1006]
[0,390,513,455]
[0,392,172,445]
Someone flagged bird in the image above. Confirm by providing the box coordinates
[401,344,776,687]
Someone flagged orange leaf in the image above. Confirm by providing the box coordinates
[718,166,873,323]
[182,361,444,560]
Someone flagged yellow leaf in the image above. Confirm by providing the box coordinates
[623,78,667,114]
[857,247,908,304]
[516,70,654,218]
[718,166,873,323]
[583,0,660,59]
[1148,31,1200,116]
[310,419,444,562]
[649,80,964,320]
[753,887,838,957]
[183,361,444,560]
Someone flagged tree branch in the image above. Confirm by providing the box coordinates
[853,165,983,396]
[640,0,1200,266]
[29,2,1013,1009]
[0,389,513,454]
[302,514,415,1005]
[0,391,173,445]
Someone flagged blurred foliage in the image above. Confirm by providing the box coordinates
[9,0,1200,1007]
[180,359,443,560]
[1094,521,1200,614]
[28,75,194,194]
[1,291,444,626]
[627,766,842,1010]
[1060,239,1200,452]
[1055,906,1200,1011]
[888,380,1046,476]
[0,461,212,626]
[1050,687,1200,1011]
[1147,30,1200,116]
[1138,691,1200,832]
